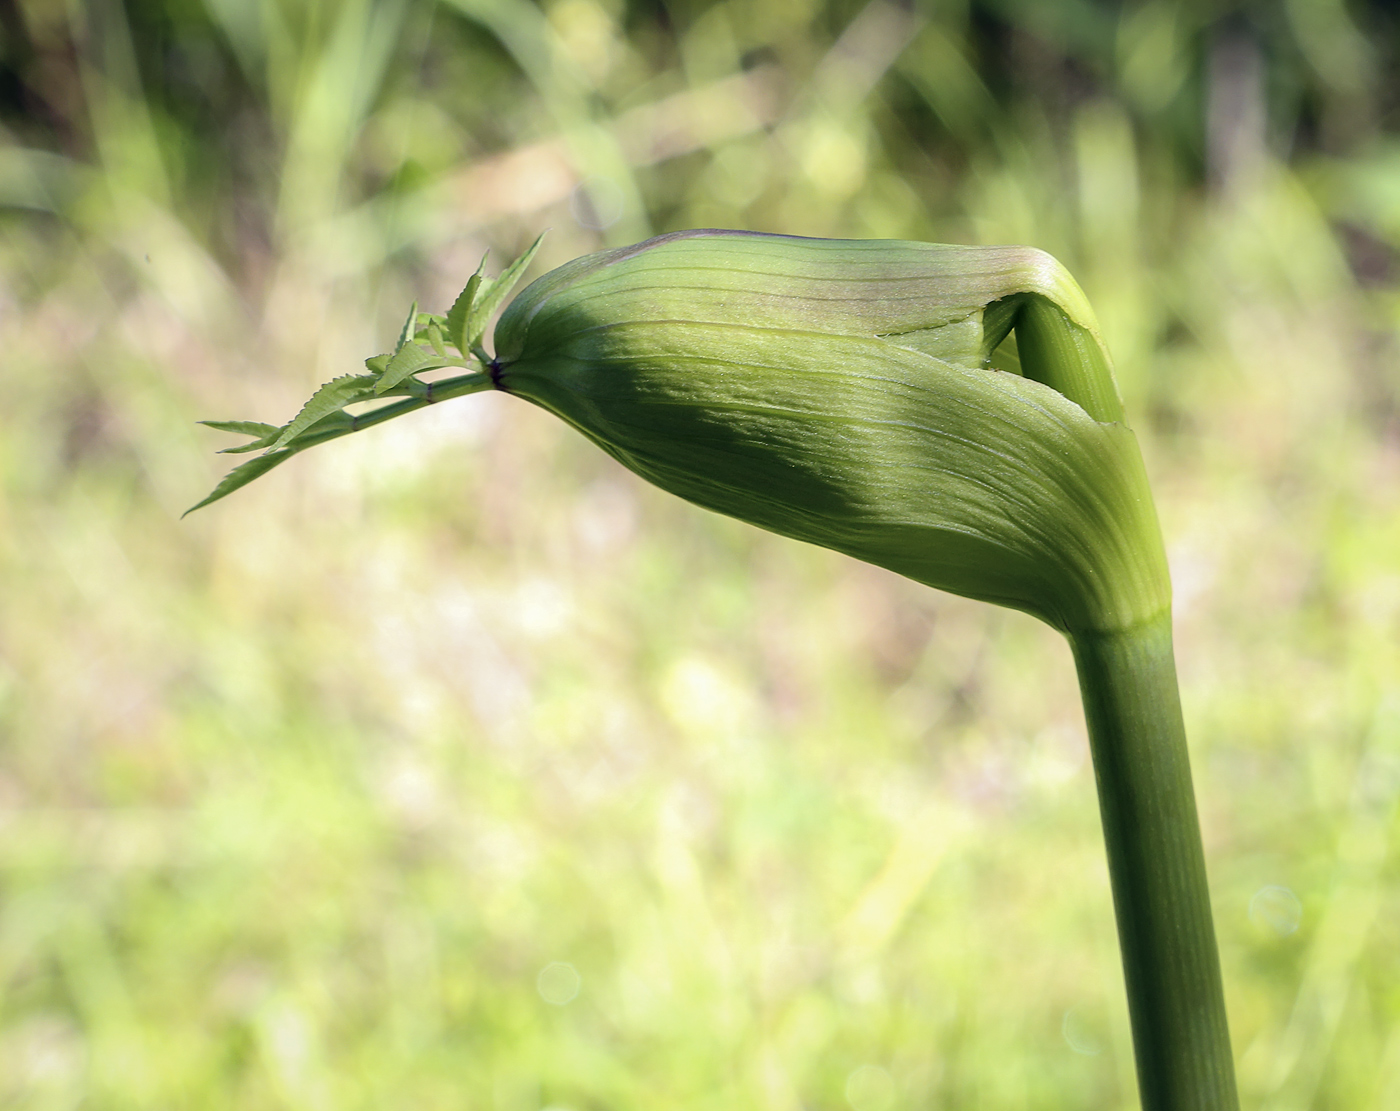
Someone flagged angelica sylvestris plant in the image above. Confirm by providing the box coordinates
[192,230,1238,1110]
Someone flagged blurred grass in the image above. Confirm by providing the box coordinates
[2,0,1400,1107]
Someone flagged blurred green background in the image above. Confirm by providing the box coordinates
[2,0,1399,1107]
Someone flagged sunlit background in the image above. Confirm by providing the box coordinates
[2,0,1399,1107]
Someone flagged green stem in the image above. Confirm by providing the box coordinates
[296,371,495,450]
[1070,615,1238,1111]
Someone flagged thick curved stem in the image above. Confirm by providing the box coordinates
[1070,616,1239,1111]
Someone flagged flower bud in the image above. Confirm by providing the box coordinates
[493,230,1168,635]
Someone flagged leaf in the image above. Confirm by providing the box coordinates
[445,255,489,355]
[183,449,296,517]
[197,419,284,454]
[219,439,281,455]
[271,373,380,450]
[289,408,357,442]
[426,322,447,357]
[374,343,462,395]
[395,300,418,353]
[376,343,434,395]
[467,231,546,352]
[365,353,391,374]
[200,420,281,438]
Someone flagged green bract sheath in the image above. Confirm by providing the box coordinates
[494,230,1169,636]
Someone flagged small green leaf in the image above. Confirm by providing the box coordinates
[395,300,418,353]
[288,409,356,441]
[365,353,391,374]
[200,420,281,438]
[467,231,546,352]
[271,374,380,450]
[198,419,284,454]
[376,343,439,395]
[426,322,447,357]
[219,439,281,455]
[446,255,489,355]
[183,449,296,517]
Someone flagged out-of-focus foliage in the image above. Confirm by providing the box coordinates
[2,0,1400,1107]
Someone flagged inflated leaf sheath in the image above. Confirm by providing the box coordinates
[494,230,1169,635]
